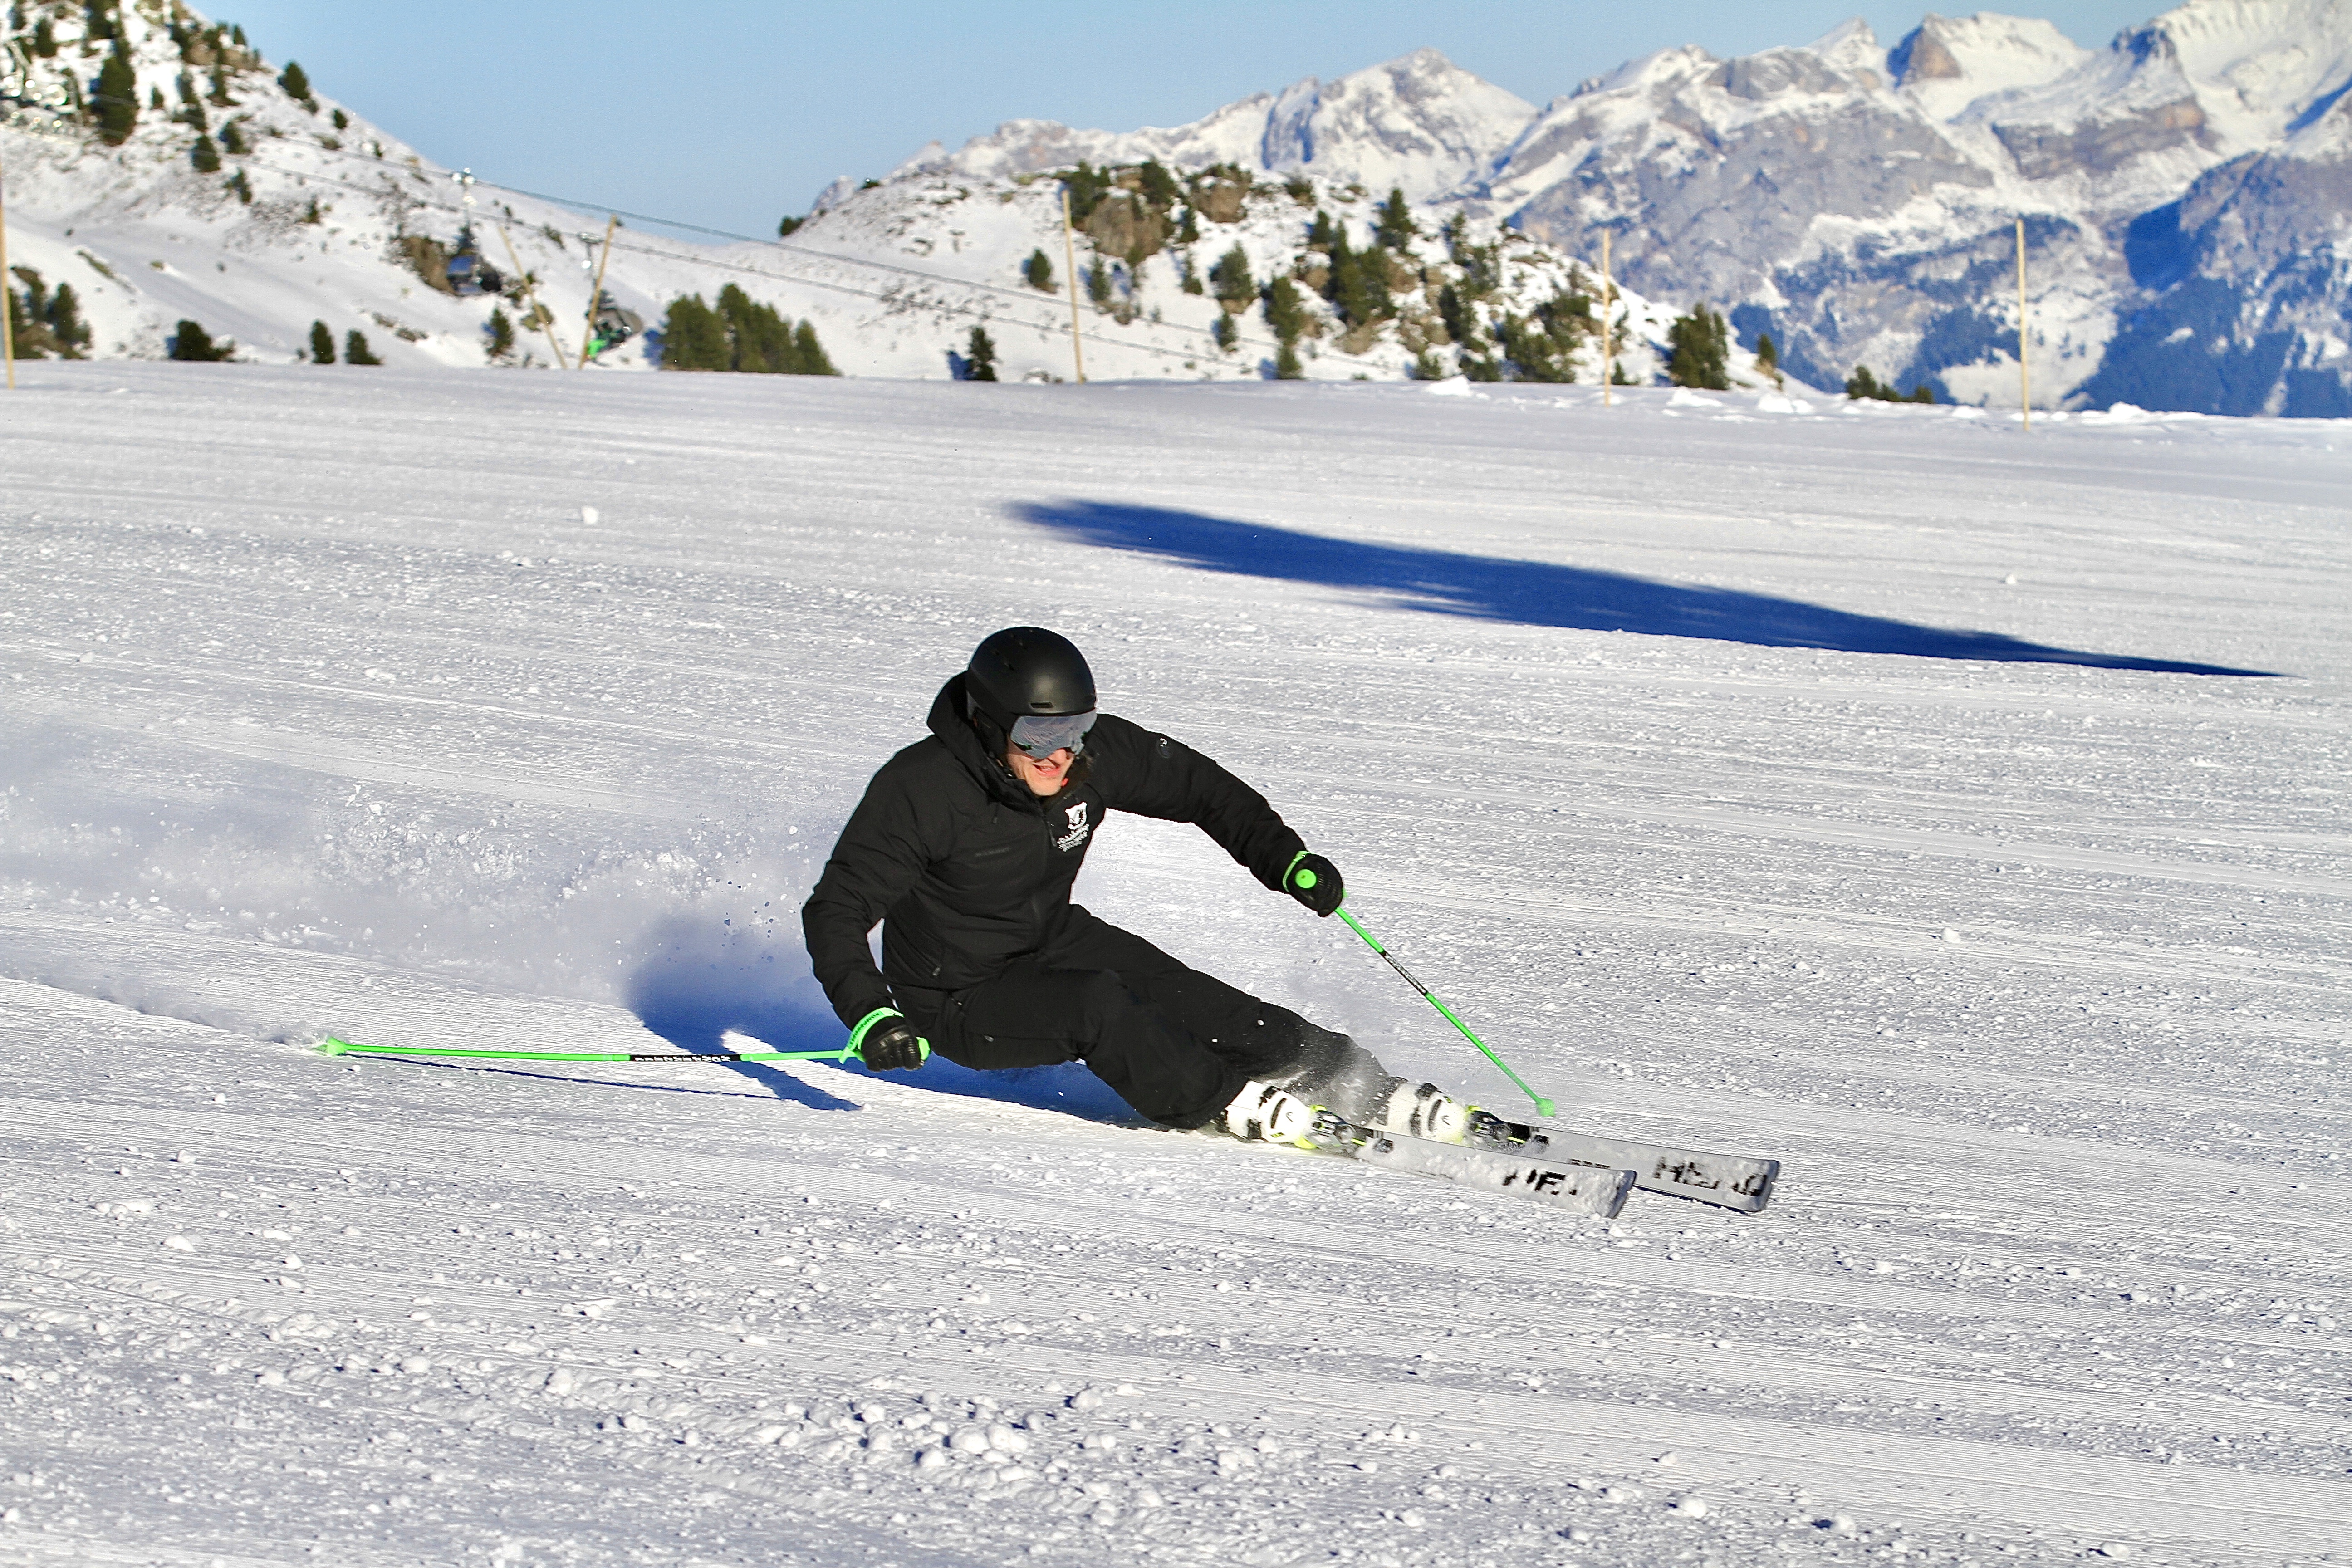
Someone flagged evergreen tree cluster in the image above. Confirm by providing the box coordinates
[168,318,233,362]
[1492,289,1593,383]
[1846,365,1936,403]
[297,319,381,365]
[660,286,837,375]
[1022,249,1054,293]
[1306,206,1397,331]
[1666,303,1730,390]
[7,268,93,359]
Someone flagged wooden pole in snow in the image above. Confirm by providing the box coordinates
[2016,216,2031,432]
[576,215,617,370]
[1061,185,1086,384]
[0,151,16,389]
[1600,230,1613,407]
[495,223,570,368]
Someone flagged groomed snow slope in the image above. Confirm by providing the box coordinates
[2,367,2348,1567]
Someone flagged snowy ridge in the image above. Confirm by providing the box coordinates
[905,49,1537,204]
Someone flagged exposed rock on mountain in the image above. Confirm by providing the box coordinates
[904,2,2352,414]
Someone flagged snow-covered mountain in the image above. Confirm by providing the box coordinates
[0,7,1721,386]
[904,2,2352,415]
[898,47,1537,205]
[14,3,2350,410]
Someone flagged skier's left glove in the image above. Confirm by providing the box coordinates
[849,1008,929,1072]
[1283,851,1345,917]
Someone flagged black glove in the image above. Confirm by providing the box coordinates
[853,1010,929,1072]
[1283,852,1345,917]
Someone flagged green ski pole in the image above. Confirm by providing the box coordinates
[1309,893,1556,1118]
[316,1036,912,1066]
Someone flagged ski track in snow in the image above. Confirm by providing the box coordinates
[0,364,2347,1567]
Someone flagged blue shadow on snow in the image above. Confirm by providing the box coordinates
[1014,500,2278,677]
[625,916,1143,1126]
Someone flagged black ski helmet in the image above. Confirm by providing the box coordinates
[965,627,1095,729]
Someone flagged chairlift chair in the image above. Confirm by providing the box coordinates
[586,292,644,357]
[443,227,505,297]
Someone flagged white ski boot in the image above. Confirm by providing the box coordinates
[1376,1080,1470,1144]
[1222,1080,1316,1145]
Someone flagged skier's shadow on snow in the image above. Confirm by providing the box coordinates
[625,921,1145,1126]
[1014,500,2278,676]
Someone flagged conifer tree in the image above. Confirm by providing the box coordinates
[47,283,88,358]
[1328,230,1390,328]
[1208,245,1253,308]
[308,320,334,363]
[965,325,997,382]
[1666,304,1730,390]
[220,119,247,155]
[279,61,311,103]
[660,294,725,370]
[332,108,348,131]
[789,320,837,376]
[1086,260,1112,309]
[1022,249,1054,293]
[171,319,229,361]
[343,329,381,366]
[1274,343,1303,380]
[1755,331,1778,372]
[84,1,114,40]
[1307,210,1338,255]
[1211,314,1236,352]
[94,47,137,145]
[190,133,218,172]
[777,215,803,237]
[485,309,514,361]
[1063,162,1109,225]
[1374,187,1415,251]
[31,17,55,57]
[1137,160,1178,211]
[1263,277,1306,348]
[226,169,251,203]
[1845,365,1885,400]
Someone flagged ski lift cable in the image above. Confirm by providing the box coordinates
[231,144,1390,370]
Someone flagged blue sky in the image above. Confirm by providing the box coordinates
[219,2,2168,239]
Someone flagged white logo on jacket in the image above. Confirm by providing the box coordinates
[1055,800,1092,853]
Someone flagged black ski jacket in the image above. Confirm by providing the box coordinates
[801,675,1306,1028]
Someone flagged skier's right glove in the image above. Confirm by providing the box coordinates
[849,1008,929,1072]
[1283,851,1345,917]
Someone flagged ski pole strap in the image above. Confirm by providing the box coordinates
[846,1008,933,1065]
[1333,909,1556,1117]
[316,1037,861,1064]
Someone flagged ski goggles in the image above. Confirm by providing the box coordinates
[1009,710,1097,760]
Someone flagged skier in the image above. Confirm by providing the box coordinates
[800,627,1468,1144]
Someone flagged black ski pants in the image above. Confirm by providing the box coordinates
[892,904,1318,1128]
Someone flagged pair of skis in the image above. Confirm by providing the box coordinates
[1302,1106,1779,1220]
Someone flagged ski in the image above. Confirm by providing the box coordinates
[1465,1112,1781,1214]
[1306,1112,1636,1218]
